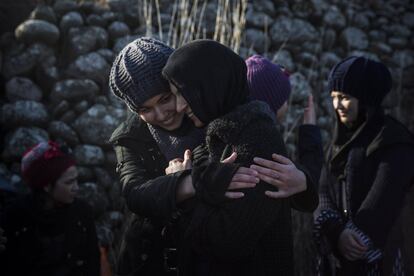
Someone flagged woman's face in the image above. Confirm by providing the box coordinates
[169,83,205,128]
[47,165,79,204]
[331,91,359,127]
[138,92,185,131]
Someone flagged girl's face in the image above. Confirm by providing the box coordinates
[46,166,79,204]
[169,83,205,128]
[331,91,359,127]
[138,92,185,131]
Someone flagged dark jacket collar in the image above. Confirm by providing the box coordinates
[109,111,154,144]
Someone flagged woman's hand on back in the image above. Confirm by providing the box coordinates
[250,154,307,198]
[222,152,259,199]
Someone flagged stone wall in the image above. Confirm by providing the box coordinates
[0,0,413,274]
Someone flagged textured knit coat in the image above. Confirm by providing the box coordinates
[178,101,294,276]
[314,113,414,275]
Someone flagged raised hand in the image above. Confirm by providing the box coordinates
[303,94,316,125]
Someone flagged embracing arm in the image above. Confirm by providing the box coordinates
[114,142,185,223]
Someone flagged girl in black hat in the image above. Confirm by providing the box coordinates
[314,56,414,275]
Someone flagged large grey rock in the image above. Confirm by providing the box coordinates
[320,52,341,69]
[15,19,59,45]
[66,52,110,85]
[272,50,294,72]
[351,13,370,30]
[113,34,140,53]
[74,145,105,165]
[392,50,414,68]
[1,43,54,79]
[322,28,336,50]
[48,121,79,145]
[97,48,115,63]
[402,12,414,28]
[323,6,346,30]
[72,104,125,146]
[6,77,43,102]
[66,26,108,58]
[270,16,319,45]
[290,72,312,103]
[77,182,109,218]
[60,11,84,33]
[86,14,107,27]
[108,21,130,41]
[1,101,49,128]
[2,127,49,161]
[249,0,275,15]
[29,4,57,24]
[340,27,368,50]
[107,0,128,12]
[35,55,60,91]
[245,29,268,53]
[50,79,100,103]
[388,37,408,49]
[246,9,273,29]
[53,0,78,16]
[94,167,113,190]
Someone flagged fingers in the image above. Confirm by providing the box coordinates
[250,164,281,183]
[349,233,368,252]
[169,158,183,165]
[222,152,237,164]
[183,149,192,170]
[265,190,290,199]
[225,191,244,199]
[271,154,293,165]
[228,167,259,190]
[307,94,314,107]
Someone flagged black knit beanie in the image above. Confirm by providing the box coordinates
[328,56,392,107]
[109,37,174,113]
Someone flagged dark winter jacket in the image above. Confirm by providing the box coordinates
[314,113,414,275]
[0,195,100,276]
[109,113,188,276]
[180,101,295,276]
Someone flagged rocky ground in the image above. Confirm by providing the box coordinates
[0,0,413,274]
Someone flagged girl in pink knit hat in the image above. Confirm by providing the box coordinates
[0,141,100,276]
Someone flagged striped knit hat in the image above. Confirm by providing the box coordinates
[21,141,76,190]
[109,37,174,113]
[246,55,291,114]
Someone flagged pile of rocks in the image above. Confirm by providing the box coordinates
[0,0,413,263]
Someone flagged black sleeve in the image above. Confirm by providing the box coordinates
[353,145,414,248]
[297,124,324,187]
[290,125,324,212]
[290,163,319,212]
[114,142,184,224]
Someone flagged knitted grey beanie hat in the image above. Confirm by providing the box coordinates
[109,37,174,113]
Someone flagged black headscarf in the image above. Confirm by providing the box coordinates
[162,39,249,124]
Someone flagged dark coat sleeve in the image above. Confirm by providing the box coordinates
[290,124,324,212]
[353,144,414,248]
[114,142,185,224]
